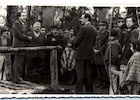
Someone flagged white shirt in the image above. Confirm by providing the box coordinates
[33,31,40,37]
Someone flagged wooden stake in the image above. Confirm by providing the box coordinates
[50,50,58,91]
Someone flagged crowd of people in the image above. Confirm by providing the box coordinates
[95,15,140,95]
[0,11,77,84]
[0,10,140,95]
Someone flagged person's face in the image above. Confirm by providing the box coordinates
[19,12,27,23]
[33,22,41,33]
[120,65,127,72]
[80,15,87,25]
[121,12,127,19]
[51,28,59,36]
[2,31,8,37]
[41,28,46,34]
[69,29,74,35]
[126,18,134,28]
[108,36,115,41]
[59,29,63,33]
[64,29,70,37]
[64,29,69,34]
[67,42,72,47]
[99,23,107,31]
[117,19,125,27]
[4,25,9,31]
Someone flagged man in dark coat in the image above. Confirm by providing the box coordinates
[121,15,139,65]
[94,21,109,88]
[12,11,32,83]
[26,22,47,82]
[72,13,97,93]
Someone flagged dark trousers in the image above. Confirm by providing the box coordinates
[12,55,24,83]
[26,55,42,82]
[96,64,109,86]
[75,60,93,93]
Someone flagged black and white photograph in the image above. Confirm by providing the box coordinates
[0,3,140,97]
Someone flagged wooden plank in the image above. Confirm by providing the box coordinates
[50,50,59,90]
[0,82,23,90]
[0,80,45,88]
[0,80,34,89]
[0,80,47,94]
[0,87,15,94]
[0,46,62,53]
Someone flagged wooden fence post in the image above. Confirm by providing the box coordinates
[50,50,58,90]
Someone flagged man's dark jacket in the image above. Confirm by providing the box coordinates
[73,23,97,60]
[12,19,29,48]
[26,31,46,58]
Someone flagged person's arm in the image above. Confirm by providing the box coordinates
[111,44,121,64]
[12,21,31,41]
[72,27,85,48]
[100,31,109,53]
[104,45,109,65]
[110,68,120,76]
[131,29,139,44]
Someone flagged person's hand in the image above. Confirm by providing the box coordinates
[70,36,75,41]
[52,38,56,41]
[46,32,51,35]
[94,49,99,53]
[130,44,134,53]
[120,82,126,88]
[28,36,32,41]
[44,34,47,38]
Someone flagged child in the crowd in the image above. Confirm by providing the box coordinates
[0,29,12,80]
[60,41,76,85]
[110,65,128,94]
[123,51,140,95]
[104,29,122,95]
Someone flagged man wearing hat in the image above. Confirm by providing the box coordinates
[94,20,109,89]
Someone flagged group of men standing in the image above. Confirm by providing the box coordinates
[11,10,97,94]
[72,12,140,94]
[13,9,140,95]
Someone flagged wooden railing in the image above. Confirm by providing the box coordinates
[0,46,62,91]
